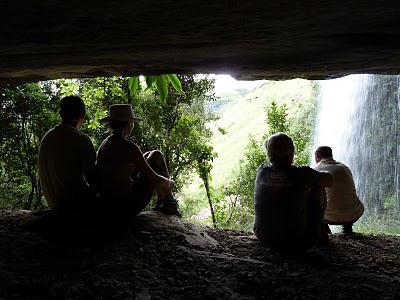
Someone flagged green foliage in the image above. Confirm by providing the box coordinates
[214,137,265,229]
[265,98,316,165]
[217,127,227,135]
[0,82,60,209]
[195,144,217,227]
[128,74,182,102]
[266,101,289,134]
[0,75,214,211]
[128,77,139,95]
[132,75,217,191]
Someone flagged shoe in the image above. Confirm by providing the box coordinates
[153,197,182,218]
[153,198,164,211]
[342,224,354,236]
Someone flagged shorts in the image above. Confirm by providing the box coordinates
[98,173,153,224]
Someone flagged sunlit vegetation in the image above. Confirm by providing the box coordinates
[0,76,215,210]
[1,76,399,236]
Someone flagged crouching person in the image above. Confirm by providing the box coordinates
[314,146,364,235]
[253,133,332,251]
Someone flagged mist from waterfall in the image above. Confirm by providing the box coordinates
[313,74,400,214]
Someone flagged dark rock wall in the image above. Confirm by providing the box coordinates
[1,1,400,81]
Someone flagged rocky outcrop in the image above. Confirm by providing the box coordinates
[0,210,399,299]
[1,1,400,82]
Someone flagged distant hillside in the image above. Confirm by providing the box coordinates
[210,79,318,185]
[206,89,249,116]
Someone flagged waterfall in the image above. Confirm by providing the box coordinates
[313,74,400,214]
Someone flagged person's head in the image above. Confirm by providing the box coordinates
[264,132,295,166]
[108,119,134,138]
[100,104,141,139]
[59,95,86,128]
[315,146,333,163]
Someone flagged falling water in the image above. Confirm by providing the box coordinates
[313,74,400,214]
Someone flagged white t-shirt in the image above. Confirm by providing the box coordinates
[38,124,96,210]
[314,158,364,223]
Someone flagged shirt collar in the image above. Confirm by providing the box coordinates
[319,157,336,164]
[59,123,78,131]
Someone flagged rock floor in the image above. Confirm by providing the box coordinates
[0,211,399,299]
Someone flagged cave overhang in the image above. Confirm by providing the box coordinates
[2,1,400,82]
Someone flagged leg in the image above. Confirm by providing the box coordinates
[307,186,329,244]
[144,150,170,180]
[143,150,173,198]
[342,223,354,235]
[143,150,181,217]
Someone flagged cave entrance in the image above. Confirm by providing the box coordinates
[2,73,399,235]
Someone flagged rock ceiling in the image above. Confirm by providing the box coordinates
[1,1,400,82]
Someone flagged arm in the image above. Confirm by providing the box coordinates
[80,136,97,192]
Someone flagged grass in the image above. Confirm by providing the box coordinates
[354,211,400,236]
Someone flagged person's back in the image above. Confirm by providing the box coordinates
[253,133,332,250]
[38,96,96,211]
[96,135,139,199]
[314,155,364,224]
[39,124,95,210]
[254,164,320,248]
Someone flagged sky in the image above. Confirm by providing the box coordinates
[210,74,265,94]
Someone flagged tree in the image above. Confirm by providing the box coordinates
[133,75,217,190]
[0,75,214,212]
[195,144,217,228]
[0,82,59,209]
[266,101,290,134]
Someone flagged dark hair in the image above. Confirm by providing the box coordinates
[315,146,333,159]
[265,132,295,166]
[109,120,129,137]
[59,96,86,124]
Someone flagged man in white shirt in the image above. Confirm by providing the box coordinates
[38,96,96,213]
[314,146,364,235]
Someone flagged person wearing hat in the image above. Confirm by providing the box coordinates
[253,132,333,251]
[38,95,97,213]
[96,104,181,220]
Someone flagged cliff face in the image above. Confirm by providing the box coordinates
[1,2,400,82]
[0,210,399,299]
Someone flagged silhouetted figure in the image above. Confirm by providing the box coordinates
[96,104,181,223]
[38,96,96,214]
[314,146,364,235]
[253,133,332,251]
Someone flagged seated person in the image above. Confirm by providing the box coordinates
[96,104,181,222]
[314,146,364,235]
[253,133,332,250]
[38,95,96,214]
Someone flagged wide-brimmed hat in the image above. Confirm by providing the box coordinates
[100,104,142,123]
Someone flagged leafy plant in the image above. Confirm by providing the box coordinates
[128,74,182,102]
